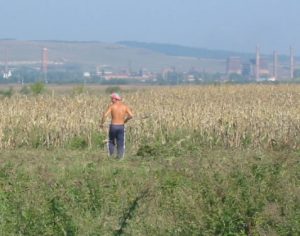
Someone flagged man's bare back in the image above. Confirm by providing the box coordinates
[109,101,133,125]
[100,99,133,127]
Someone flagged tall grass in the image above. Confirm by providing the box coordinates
[0,84,299,235]
[0,148,299,235]
[0,84,300,150]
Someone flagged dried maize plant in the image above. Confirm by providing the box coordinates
[0,84,300,150]
[126,85,300,150]
[0,94,105,149]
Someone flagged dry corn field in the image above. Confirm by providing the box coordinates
[0,84,300,150]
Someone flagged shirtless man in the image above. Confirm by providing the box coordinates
[100,92,133,159]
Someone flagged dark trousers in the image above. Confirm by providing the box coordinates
[108,124,125,158]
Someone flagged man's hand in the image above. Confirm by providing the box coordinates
[100,115,106,130]
[124,115,133,124]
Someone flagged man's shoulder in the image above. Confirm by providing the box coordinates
[116,102,128,107]
[111,102,127,108]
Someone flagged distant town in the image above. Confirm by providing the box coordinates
[0,41,299,85]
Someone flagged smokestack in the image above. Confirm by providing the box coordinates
[41,47,48,83]
[256,45,260,80]
[290,46,294,79]
[2,48,11,80]
[4,48,8,74]
[273,50,278,80]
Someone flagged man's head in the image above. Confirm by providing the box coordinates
[111,92,122,102]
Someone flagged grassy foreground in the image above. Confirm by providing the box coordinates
[0,147,299,235]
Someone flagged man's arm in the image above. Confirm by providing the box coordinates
[124,106,133,124]
[100,106,111,128]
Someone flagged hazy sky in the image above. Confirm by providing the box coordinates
[0,0,299,54]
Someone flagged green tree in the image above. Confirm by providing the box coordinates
[30,81,46,95]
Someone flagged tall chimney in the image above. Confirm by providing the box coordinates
[256,45,260,80]
[273,50,278,80]
[4,48,8,74]
[290,46,294,79]
[41,48,48,83]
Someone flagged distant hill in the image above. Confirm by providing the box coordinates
[0,40,226,72]
[118,41,294,63]
[1,40,293,74]
[118,41,255,60]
